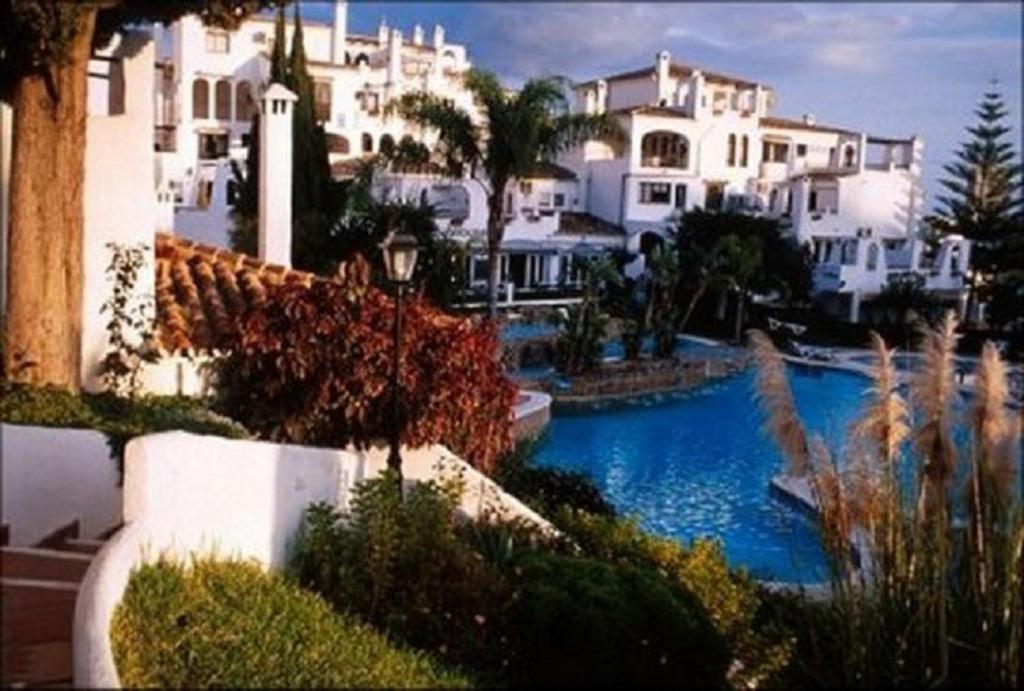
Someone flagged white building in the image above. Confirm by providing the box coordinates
[556,51,970,321]
[154,0,475,246]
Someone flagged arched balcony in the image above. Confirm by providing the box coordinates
[640,131,689,169]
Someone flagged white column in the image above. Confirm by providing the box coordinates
[258,83,297,267]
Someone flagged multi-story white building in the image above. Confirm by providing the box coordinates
[154,0,476,246]
[555,51,970,321]
[153,0,969,321]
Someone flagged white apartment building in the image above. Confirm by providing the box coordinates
[153,0,476,246]
[556,51,970,321]
[151,0,969,322]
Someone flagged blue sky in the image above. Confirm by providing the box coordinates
[301,2,1023,209]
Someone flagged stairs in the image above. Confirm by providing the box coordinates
[1,520,114,688]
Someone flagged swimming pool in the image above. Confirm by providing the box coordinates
[533,364,870,583]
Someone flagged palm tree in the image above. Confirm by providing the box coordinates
[391,70,622,317]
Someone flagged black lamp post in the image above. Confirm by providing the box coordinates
[380,233,419,481]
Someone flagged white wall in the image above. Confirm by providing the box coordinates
[74,432,550,687]
[81,33,159,392]
[1,424,122,545]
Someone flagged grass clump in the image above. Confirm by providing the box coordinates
[111,557,468,688]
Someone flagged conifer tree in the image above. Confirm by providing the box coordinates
[269,3,288,85]
[931,83,1023,324]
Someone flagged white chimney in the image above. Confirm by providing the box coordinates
[802,113,816,126]
[595,79,608,115]
[433,24,445,50]
[387,29,402,88]
[377,19,388,46]
[412,24,424,46]
[331,1,347,65]
[258,83,297,267]
[656,50,671,105]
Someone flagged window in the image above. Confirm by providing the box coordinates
[674,184,687,210]
[761,141,789,163]
[379,133,395,156]
[553,193,566,208]
[640,131,689,169]
[539,192,553,207]
[205,30,229,54]
[705,183,724,211]
[866,243,879,271]
[235,80,254,121]
[215,78,231,120]
[727,134,737,166]
[198,132,228,160]
[192,79,209,119]
[740,135,749,167]
[253,31,267,45]
[361,133,373,153]
[639,182,671,204]
[808,190,818,212]
[843,145,856,168]
[313,80,332,122]
[796,144,807,157]
[519,181,533,195]
[358,90,379,114]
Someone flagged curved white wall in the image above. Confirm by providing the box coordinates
[73,431,549,687]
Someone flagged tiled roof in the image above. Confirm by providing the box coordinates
[581,60,763,90]
[524,161,578,181]
[608,105,690,119]
[154,233,321,354]
[759,116,857,136]
[556,212,626,237]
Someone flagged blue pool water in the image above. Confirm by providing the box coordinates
[534,364,871,583]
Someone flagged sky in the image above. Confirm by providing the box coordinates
[302,1,1023,209]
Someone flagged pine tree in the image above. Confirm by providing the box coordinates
[287,4,323,213]
[932,83,1023,324]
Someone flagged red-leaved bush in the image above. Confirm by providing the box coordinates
[217,257,516,472]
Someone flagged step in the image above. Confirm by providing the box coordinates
[1,639,72,687]
[1,578,78,647]
[55,539,104,556]
[1,547,93,583]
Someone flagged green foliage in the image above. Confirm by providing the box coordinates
[676,210,812,336]
[931,84,1023,301]
[111,557,467,688]
[552,256,621,374]
[392,68,623,314]
[646,245,683,358]
[555,510,794,688]
[291,475,515,675]
[507,550,729,688]
[292,476,738,687]
[493,438,616,519]
[1,384,249,477]
[99,243,159,398]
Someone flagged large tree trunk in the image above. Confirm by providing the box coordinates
[485,185,507,320]
[4,9,96,391]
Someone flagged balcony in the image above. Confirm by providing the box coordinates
[154,125,176,153]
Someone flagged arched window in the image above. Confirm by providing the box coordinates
[192,79,209,119]
[866,242,879,271]
[379,133,395,156]
[843,145,856,168]
[362,133,373,153]
[640,131,689,169]
[235,80,254,121]
[740,135,749,167]
[727,134,737,166]
[215,78,232,120]
[354,53,370,66]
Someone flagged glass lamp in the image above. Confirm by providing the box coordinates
[381,234,419,285]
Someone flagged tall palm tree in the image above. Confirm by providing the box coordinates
[391,70,622,317]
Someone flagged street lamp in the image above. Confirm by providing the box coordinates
[380,233,419,481]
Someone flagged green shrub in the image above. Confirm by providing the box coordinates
[291,474,514,676]
[493,439,616,519]
[506,550,729,688]
[111,557,467,688]
[555,509,793,688]
[1,384,249,477]
[293,476,739,687]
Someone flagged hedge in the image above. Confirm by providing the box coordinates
[111,558,469,688]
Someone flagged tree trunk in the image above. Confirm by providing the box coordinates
[485,185,507,320]
[4,9,96,391]
[733,289,746,344]
[678,281,707,335]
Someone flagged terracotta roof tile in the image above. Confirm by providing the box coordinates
[759,116,857,136]
[154,233,320,354]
